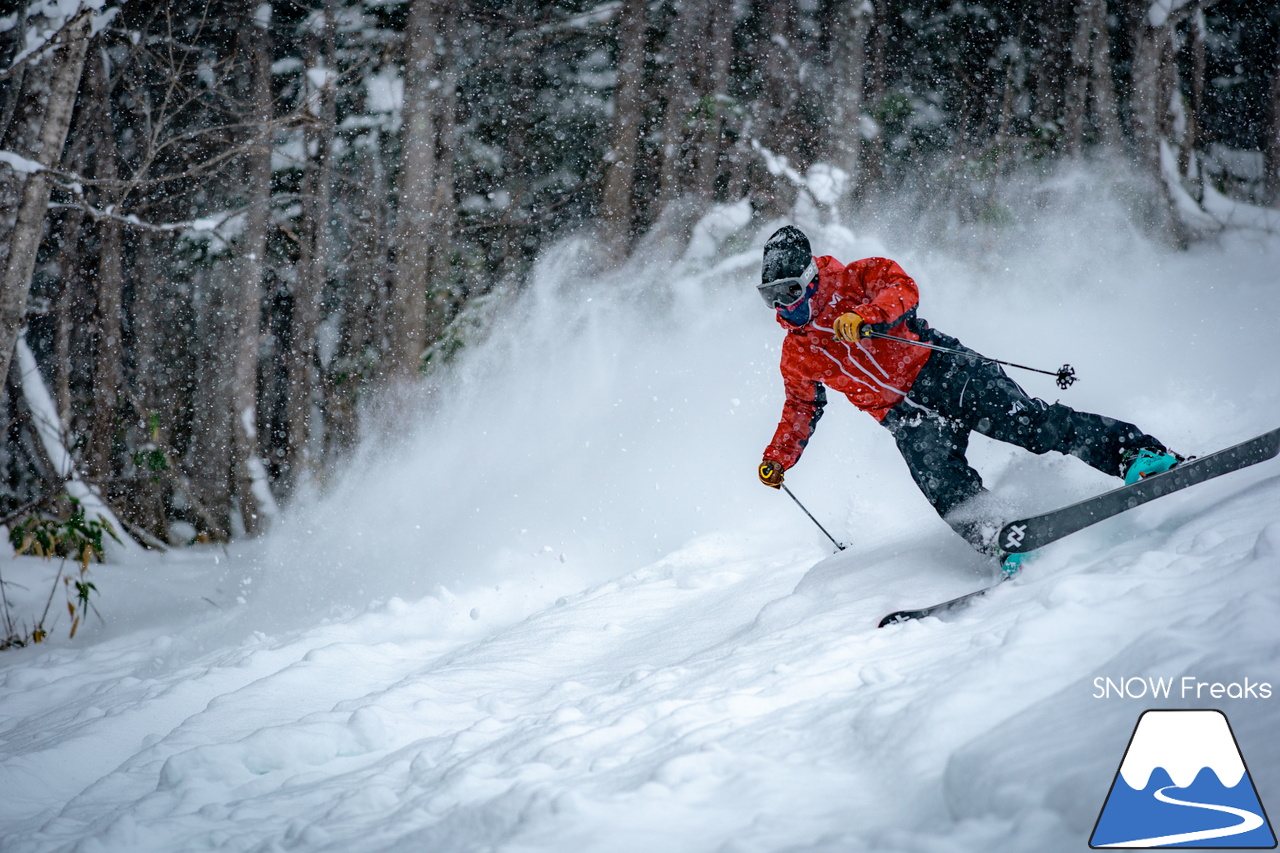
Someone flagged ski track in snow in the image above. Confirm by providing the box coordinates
[2,211,1280,852]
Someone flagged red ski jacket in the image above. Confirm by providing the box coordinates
[764,255,932,469]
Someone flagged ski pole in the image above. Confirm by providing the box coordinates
[780,484,846,551]
[862,331,1078,390]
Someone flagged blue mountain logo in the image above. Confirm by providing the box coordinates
[1091,710,1276,848]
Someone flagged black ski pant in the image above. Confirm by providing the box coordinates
[879,327,1164,552]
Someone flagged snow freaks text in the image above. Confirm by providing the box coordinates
[1092,677,1273,700]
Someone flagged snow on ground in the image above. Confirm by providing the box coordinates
[2,176,1279,852]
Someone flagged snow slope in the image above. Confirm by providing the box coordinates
[2,178,1279,852]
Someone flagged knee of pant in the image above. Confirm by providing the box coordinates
[1021,402,1072,453]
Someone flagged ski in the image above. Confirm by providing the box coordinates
[879,427,1280,628]
[998,426,1280,554]
[878,577,1010,627]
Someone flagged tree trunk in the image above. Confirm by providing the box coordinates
[1269,19,1280,205]
[598,0,648,256]
[189,267,233,539]
[327,137,386,452]
[1178,10,1206,189]
[89,48,124,486]
[0,4,31,160]
[656,2,705,208]
[1063,0,1093,156]
[766,0,802,163]
[1030,0,1069,147]
[284,0,336,499]
[690,0,733,205]
[90,194,124,486]
[0,12,90,395]
[1155,19,1178,143]
[345,140,388,373]
[1088,0,1125,150]
[127,232,169,537]
[426,2,458,343]
[496,65,533,284]
[51,201,84,430]
[826,0,871,194]
[748,0,802,215]
[0,6,38,279]
[230,11,272,536]
[859,0,890,194]
[388,0,440,378]
[1128,2,1174,175]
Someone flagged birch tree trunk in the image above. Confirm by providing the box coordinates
[0,11,90,395]
[0,5,36,278]
[388,0,440,378]
[598,0,648,256]
[230,8,272,536]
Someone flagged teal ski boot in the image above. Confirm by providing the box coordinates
[1122,447,1181,485]
[999,550,1032,578]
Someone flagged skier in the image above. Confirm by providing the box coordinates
[755,225,1180,575]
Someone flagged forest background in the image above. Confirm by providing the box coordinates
[0,0,1277,558]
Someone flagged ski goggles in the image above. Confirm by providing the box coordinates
[756,260,817,308]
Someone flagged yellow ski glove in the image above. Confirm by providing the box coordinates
[759,459,785,489]
[833,312,866,342]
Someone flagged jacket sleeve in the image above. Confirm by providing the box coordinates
[764,342,827,469]
[853,258,919,329]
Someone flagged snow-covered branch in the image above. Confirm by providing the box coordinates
[47,195,248,238]
[0,149,44,175]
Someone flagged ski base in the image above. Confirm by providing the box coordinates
[878,577,1010,627]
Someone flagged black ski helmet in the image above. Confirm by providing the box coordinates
[761,225,812,284]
